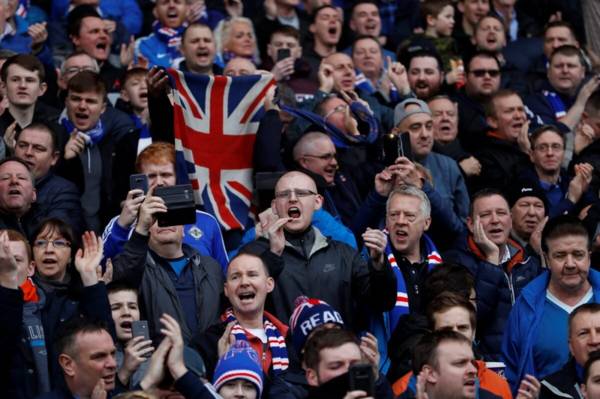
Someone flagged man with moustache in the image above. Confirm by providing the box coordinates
[406,49,445,101]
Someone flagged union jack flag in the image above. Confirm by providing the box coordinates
[167,69,275,230]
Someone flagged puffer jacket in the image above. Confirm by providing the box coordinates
[445,234,542,360]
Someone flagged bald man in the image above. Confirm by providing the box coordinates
[247,171,396,329]
[293,131,393,239]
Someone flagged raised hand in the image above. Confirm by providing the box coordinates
[318,63,335,93]
[64,131,86,160]
[386,56,410,95]
[472,216,500,264]
[160,313,187,380]
[515,374,540,399]
[139,337,172,391]
[360,332,381,379]
[118,189,146,228]
[362,228,387,269]
[120,36,135,68]
[218,321,236,358]
[134,186,168,236]
[75,231,104,286]
[0,230,19,289]
[119,336,154,385]
[567,163,594,203]
[28,22,48,49]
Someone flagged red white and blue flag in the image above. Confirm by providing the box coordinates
[167,69,275,230]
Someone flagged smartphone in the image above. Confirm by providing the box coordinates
[277,48,291,62]
[131,320,151,357]
[349,364,374,396]
[398,131,413,161]
[129,174,148,198]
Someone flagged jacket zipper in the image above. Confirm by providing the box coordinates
[505,272,515,304]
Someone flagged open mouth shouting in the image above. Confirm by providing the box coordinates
[288,206,301,219]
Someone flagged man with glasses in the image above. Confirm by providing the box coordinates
[247,170,396,330]
[503,216,600,393]
[292,131,392,240]
[517,125,593,218]
[452,51,502,153]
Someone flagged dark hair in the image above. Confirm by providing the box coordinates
[465,50,501,73]
[469,188,508,217]
[584,350,600,383]
[529,124,565,148]
[427,291,476,333]
[54,317,110,357]
[107,281,139,296]
[67,4,102,39]
[484,88,520,118]
[270,25,301,42]
[423,263,475,308]
[67,70,107,98]
[227,248,270,277]
[32,218,76,250]
[541,215,590,253]
[311,5,338,24]
[0,157,34,181]
[412,329,472,375]
[544,20,577,41]
[585,90,600,115]
[1,54,46,83]
[549,45,586,67]
[351,35,382,55]
[350,0,378,19]
[407,49,443,72]
[303,328,359,370]
[182,22,212,43]
[15,122,60,153]
[569,303,600,338]
[421,0,453,21]
[121,67,148,89]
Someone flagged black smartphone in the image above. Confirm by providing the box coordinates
[131,320,151,357]
[129,174,148,198]
[349,364,374,396]
[154,184,196,227]
[277,48,291,62]
[398,131,413,161]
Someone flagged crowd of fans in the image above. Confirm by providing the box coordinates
[4,0,600,398]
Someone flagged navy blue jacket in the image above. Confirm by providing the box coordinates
[444,234,542,361]
[6,281,115,399]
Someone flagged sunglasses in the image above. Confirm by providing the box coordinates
[470,69,501,78]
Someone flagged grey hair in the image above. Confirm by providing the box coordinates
[59,53,100,75]
[386,185,431,219]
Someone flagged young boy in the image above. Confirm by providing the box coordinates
[421,0,463,85]
[118,67,151,154]
[107,282,152,388]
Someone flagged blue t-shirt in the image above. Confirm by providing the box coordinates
[533,289,593,378]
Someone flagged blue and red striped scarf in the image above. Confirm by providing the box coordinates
[384,234,441,332]
[223,309,289,374]
[152,21,187,61]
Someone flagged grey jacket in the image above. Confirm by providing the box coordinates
[112,231,223,342]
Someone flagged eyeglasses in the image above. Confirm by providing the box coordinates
[274,189,317,199]
[533,143,564,152]
[324,104,348,120]
[303,152,336,161]
[64,66,97,75]
[33,239,71,249]
[469,69,501,78]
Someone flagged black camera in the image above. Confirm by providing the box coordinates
[154,184,196,227]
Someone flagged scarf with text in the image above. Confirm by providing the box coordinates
[223,308,289,374]
[384,233,441,332]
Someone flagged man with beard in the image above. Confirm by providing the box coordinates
[503,216,600,393]
[111,183,223,343]
[452,51,502,153]
[445,189,541,361]
[407,49,445,101]
[252,170,396,330]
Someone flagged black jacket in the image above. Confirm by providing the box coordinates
[250,227,396,332]
[540,358,583,399]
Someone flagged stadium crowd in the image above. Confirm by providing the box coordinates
[4,0,600,398]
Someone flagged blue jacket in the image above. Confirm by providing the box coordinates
[102,210,229,273]
[51,0,142,36]
[1,16,52,65]
[501,269,600,393]
[444,235,542,361]
[135,33,180,68]
[420,152,470,221]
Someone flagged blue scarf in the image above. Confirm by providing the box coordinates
[542,90,567,119]
[384,233,441,332]
[279,100,379,149]
[59,110,105,145]
[131,114,152,154]
[223,308,289,374]
[152,21,186,61]
[355,71,400,104]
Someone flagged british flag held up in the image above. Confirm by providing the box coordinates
[167,69,276,231]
